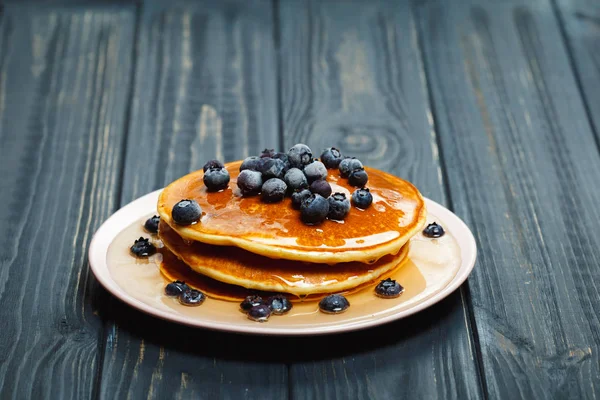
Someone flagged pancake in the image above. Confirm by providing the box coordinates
[159,249,375,302]
[158,161,426,264]
[159,248,282,302]
[158,222,410,296]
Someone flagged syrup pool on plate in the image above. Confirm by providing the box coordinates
[105,213,462,329]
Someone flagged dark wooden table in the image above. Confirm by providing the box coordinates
[1,0,599,398]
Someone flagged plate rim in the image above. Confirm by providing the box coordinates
[89,189,477,336]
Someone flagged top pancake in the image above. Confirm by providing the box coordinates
[157,160,426,264]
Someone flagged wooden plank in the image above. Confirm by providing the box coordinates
[417,0,600,398]
[0,3,135,400]
[554,0,600,145]
[278,1,483,399]
[97,1,286,398]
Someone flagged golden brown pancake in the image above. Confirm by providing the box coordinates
[159,249,369,302]
[158,222,410,296]
[159,248,280,302]
[158,161,426,264]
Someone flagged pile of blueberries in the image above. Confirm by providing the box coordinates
[178,144,375,226]
[237,144,374,225]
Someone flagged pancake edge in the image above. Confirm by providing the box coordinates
[158,162,427,264]
[159,231,412,296]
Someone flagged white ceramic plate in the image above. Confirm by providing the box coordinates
[89,189,477,335]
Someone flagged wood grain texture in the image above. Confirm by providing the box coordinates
[417,0,600,398]
[554,0,600,146]
[278,1,482,399]
[98,1,286,399]
[119,0,279,202]
[0,3,135,400]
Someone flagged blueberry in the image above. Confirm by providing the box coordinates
[130,237,156,257]
[304,161,328,183]
[203,159,224,172]
[240,295,264,312]
[260,148,276,158]
[291,188,312,209]
[327,192,350,220]
[178,289,206,306]
[423,222,445,238]
[375,278,404,298]
[258,158,286,180]
[348,168,368,187]
[240,156,261,171]
[319,294,350,314]
[247,304,271,322]
[261,178,287,203]
[272,152,290,169]
[351,188,373,209]
[284,168,308,192]
[339,157,363,178]
[320,147,343,169]
[144,215,160,233]
[165,280,189,297]
[309,179,332,198]
[266,295,293,315]
[172,199,202,225]
[237,170,263,195]
[203,167,230,191]
[301,193,330,225]
[287,143,313,169]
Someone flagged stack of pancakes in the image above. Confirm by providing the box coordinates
[157,161,427,300]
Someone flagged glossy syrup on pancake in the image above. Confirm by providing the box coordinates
[158,248,376,302]
[158,248,281,301]
[106,214,462,321]
[157,161,427,264]
[158,221,410,296]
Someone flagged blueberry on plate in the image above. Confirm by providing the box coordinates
[328,192,350,220]
[165,280,189,297]
[203,159,224,172]
[301,193,330,225]
[375,278,404,298]
[351,188,373,209]
[309,179,332,198]
[319,294,350,314]
[178,289,206,306]
[247,304,271,322]
[291,188,312,209]
[266,295,293,315]
[287,143,313,169]
[320,147,343,169]
[260,148,276,158]
[339,157,363,178]
[204,166,230,191]
[259,158,286,180]
[348,168,368,187]
[304,161,328,183]
[240,295,264,312]
[130,237,156,257]
[240,156,261,172]
[261,178,287,203]
[423,222,445,238]
[144,215,160,233]
[172,199,202,225]
[284,168,308,192]
[237,170,263,195]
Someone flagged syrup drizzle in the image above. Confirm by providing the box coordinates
[106,214,462,325]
